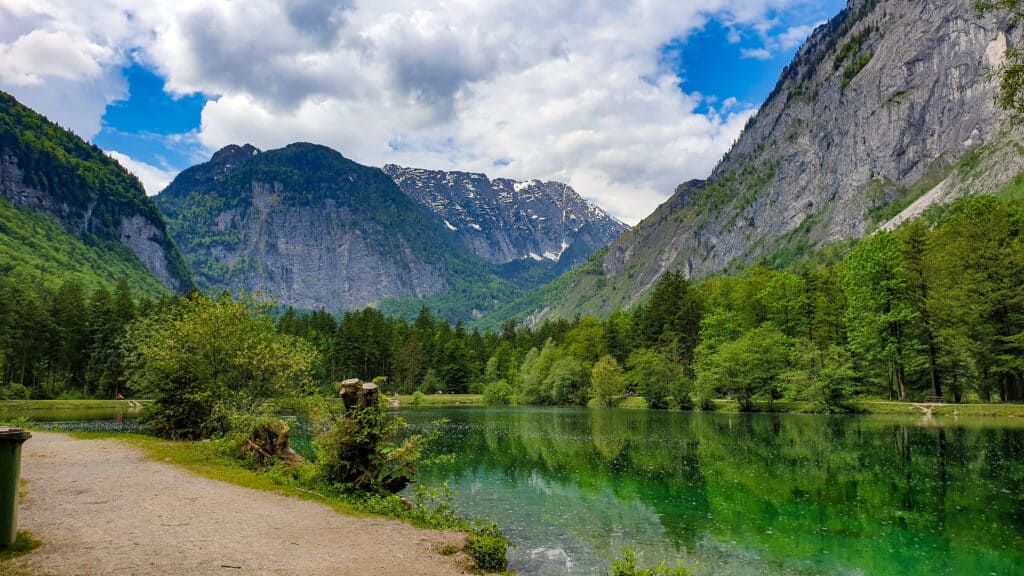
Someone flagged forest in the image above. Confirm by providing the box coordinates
[1,195,1022,410]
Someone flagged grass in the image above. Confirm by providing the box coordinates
[0,531,43,576]
[0,533,41,562]
[395,394,484,407]
[706,398,1024,417]
[0,400,147,411]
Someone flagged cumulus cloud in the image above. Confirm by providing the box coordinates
[0,0,832,224]
[106,150,178,196]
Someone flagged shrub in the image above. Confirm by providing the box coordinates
[0,383,30,400]
[410,390,425,405]
[128,292,315,440]
[314,392,429,493]
[466,521,510,572]
[482,380,515,405]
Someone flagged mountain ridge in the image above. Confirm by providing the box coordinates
[0,91,193,294]
[519,0,1024,322]
[382,164,627,273]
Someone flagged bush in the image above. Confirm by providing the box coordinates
[128,293,316,440]
[482,380,515,405]
[466,521,510,572]
[410,390,425,405]
[314,393,429,493]
[0,383,30,400]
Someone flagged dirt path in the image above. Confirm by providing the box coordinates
[16,432,470,576]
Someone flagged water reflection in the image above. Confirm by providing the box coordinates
[400,408,1024,576]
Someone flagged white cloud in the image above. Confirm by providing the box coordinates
[0,0,832,224]
[106,150,178,196]
[741,47,773,60]
[776,23,824,50]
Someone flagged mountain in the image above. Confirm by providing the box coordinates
[155,142,472,311]
[155,143,628,319]
[382,165,627,272]
[0,91,192,294]
[523,0,1024,321]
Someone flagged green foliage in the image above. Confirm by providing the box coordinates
[466,521,511,572]
[128,292,316,439]
[0,91,192,289]
[833,26,874,70]
[626,348,687,409]
[590,355,626,407]
[410,390,425,405]
[608,548,695,576]
[695,323,792,411]
[840,52,873,93]
[0,197,169,296]
[312,396,437,494]
[483,380,515,405]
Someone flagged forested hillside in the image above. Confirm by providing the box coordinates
[0,92,193,294]
[8,195,1019,407]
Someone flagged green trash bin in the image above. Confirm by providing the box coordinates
[0,427,31,549]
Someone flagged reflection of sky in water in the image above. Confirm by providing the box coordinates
[401,408,1024,576]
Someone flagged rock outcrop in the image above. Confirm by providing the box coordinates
[542,0,1024,319]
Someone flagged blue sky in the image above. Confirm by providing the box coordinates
[1,0,847,223]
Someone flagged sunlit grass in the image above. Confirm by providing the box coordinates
[394,394,484,406]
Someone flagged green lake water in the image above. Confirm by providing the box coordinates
[397,407,1024,576]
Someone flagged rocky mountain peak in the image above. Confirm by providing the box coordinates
[210,143,260,167]
[382,164,628,270]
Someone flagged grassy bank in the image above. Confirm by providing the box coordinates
[0,399,147,411]
[708,398,1024,417]
[394,394,484,407]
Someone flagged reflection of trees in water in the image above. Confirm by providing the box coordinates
[407,409,1024,574]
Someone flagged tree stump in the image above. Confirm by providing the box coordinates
[339,379,379,412]
[244,418,304,467]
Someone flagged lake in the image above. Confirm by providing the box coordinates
[398,407,1024,576]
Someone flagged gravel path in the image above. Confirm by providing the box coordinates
[16,432,470,576]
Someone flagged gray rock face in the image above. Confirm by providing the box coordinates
[549,0,1024,319]
[383,165,627,269]
[117,214,186,293]
[190,184,449,311]
[156,143,456,311]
